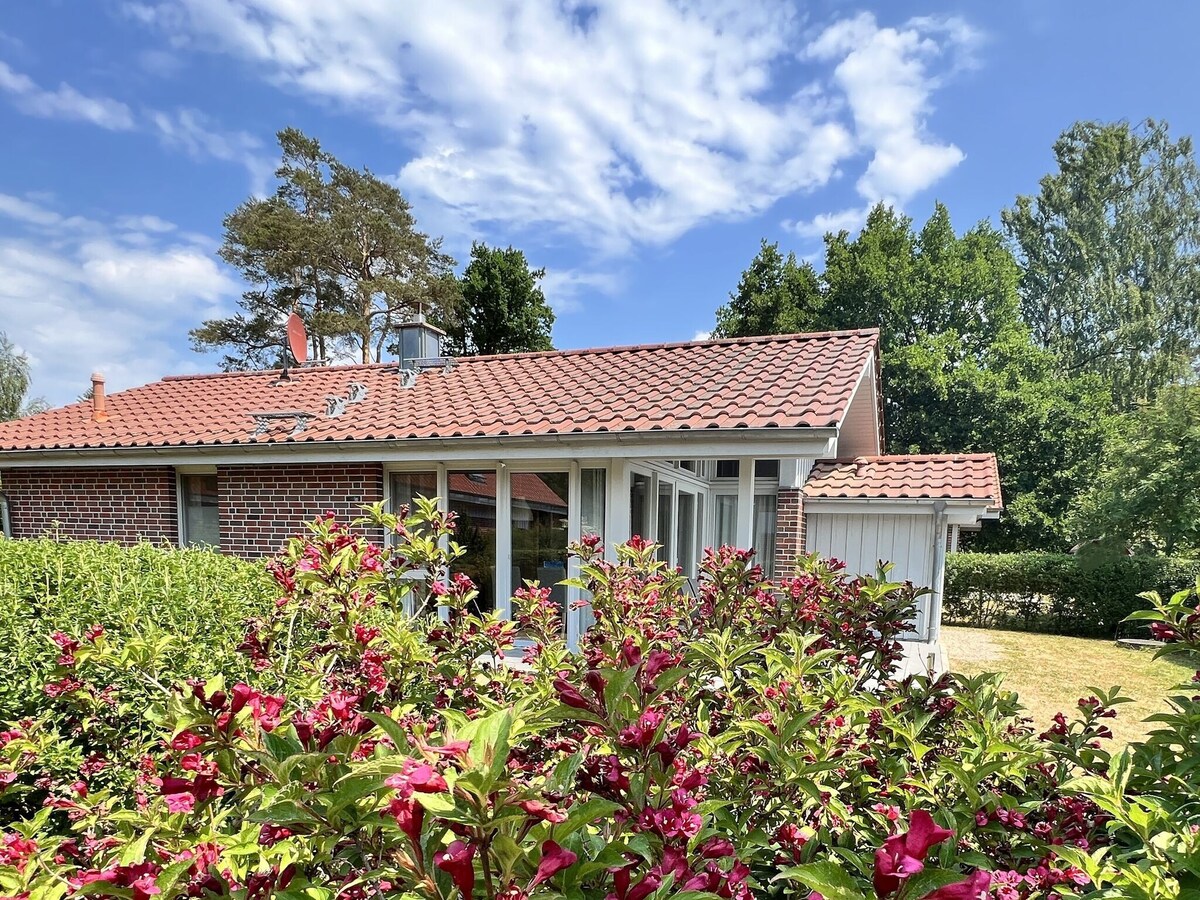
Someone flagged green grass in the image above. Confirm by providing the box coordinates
[942,625,1197,746]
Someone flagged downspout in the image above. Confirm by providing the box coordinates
[926,500,948,645]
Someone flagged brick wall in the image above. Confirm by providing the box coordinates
[0,466,179,544]
[773,487,805,577]
[217,463,385,557]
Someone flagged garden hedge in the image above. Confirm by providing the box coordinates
[0,538,276,721]
[943,550,1200,637]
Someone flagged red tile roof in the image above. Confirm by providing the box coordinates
[803,454,1002,506]
[0,330,878,452]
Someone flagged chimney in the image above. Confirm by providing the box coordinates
[396,312,450,378]
[90,372,108,423]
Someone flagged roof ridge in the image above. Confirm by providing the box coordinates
[819,453,996,464]
[455,328,881,363]
[153,329,880,385]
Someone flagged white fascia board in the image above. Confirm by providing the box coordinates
[0,428,839,469]
[802,498,997,523]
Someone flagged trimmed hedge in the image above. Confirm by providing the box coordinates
[0,538,277,721]
[944,551,1200,637]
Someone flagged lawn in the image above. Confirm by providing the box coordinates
[941,625,1198,746]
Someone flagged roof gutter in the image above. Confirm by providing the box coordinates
[0,426,842,468]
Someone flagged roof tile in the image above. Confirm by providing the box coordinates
[0,330,878,452]
[803,454,1002,506]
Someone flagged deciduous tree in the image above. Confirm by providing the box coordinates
[440,243,555,356]
[1069,386,1200,554]
[1003,119,1200,406]
[712,240,822,338]
[0,332,45,421]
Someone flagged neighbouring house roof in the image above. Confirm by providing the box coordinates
[0,330,879,452]
[802,454,1002,507]
[449,472,567,511]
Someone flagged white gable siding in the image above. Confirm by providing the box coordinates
[836,361,881,459]
[805,511,935,639]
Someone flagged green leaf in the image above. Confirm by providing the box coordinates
[774,861,868,900]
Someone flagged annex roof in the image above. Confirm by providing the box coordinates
[803,454,1002,507]
[0,330,879,453]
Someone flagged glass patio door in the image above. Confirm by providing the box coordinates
[627,464,706,574]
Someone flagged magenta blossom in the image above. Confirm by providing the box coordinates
[435,840,476,900]
[922,870,991,900]
[873,810,954,898]
[530,840,577,888]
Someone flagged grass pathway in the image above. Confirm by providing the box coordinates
[941,626,1197,746]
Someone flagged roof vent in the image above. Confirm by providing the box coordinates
[853,456,870,474]
[90,372,108,423]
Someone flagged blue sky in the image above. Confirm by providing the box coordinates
[2,1,1198,406]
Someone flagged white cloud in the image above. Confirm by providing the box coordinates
[0,194,238,405]
[0,60,135,130]
[693,330,712,342]
[149,108,274,196]
[0,59,271,194]
[787,12,978,238]
[539,268,622,314]
[130,2,975,254]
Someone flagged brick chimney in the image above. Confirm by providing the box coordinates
[90,372,108,423]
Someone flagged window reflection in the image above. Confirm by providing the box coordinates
[181,474,220,548]
[511,472,570,631]
[448,470,497,615]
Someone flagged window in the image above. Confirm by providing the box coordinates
[390,471,437,518]
[754,459,780,479]
[676,490,697,574]
[180,474,219,547]
[753,494,777,577]
[716,459,779,479]
[716,460,739,479]
[714,494,738,547]
[656,480,673,562]
[630,472,651,540]
[511,472,570,631]
[581,468,606,542]
[448,470,498,614]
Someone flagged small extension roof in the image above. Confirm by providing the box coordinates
[803,454,1002,507]
[0,330,879,453]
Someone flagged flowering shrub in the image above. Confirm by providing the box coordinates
[0,500,1195,900]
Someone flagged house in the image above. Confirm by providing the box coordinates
[0,326,1000,647]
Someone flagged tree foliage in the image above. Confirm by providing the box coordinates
[0,332,46,421]
[712,240,821,338]
[714,203,1109,550]
[441,242,556,356]
[192,128,458,370]
[1003,119,1200,407]
[1068,386,1200,554]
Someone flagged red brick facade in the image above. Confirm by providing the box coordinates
[217,463,385,556]
[773,487,805,577]
[0,466,179,544]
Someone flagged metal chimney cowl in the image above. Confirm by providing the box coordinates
[396,314,449,374]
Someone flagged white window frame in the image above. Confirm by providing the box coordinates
[176,465,218,548]
[382,460,612,649]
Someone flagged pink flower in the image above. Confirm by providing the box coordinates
[530,840,577,888]
[920,870,991,900]
[435,840,476,900]
[384,758,448,798]
[386,796,425,850]
[554,677,593,711]
[873,810,954,898]
[517,799,568,823]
